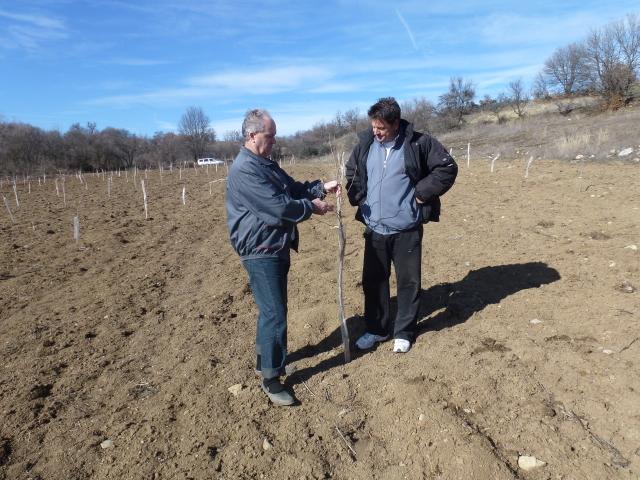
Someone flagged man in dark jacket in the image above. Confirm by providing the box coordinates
[346,97,457,353]
[226,108,339,406]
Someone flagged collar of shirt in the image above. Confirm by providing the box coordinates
[375,133,401,150]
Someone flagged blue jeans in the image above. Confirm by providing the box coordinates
[242,256,290,380]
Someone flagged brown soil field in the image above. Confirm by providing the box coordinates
[1,157,638,479]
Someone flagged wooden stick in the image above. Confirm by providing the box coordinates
[12,181,19,208]
[525,155,534,178]
[334,150,351,363]
[2,194,15,223]
[490,153,500,173]
[334,424,357,458]
[73,215,80,243]
[141,179,148,219]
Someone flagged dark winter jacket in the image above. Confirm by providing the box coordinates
[226,147,325,259]
[345,119,457,224]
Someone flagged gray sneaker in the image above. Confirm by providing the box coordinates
[261,378,296,406]
[355,332,390,350]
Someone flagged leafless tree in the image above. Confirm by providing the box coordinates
[342,108,361,135]
[64,123,97,171]
[151,132,184,166]
[0,123,46,174]
[210,130,242,160]
[223,130,242,143]
[179,106,215,162]
[437,77,476,127]
[101,128,144,168]
[531,73,550,99]
[480,93,509,123]
[508,78,530,118]
[584,18,638,101]
[543,43,588,95]
[612,14,640,74]
[401,97,436,132]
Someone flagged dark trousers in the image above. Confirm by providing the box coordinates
[242,256,290,380]
[362,226,422,342]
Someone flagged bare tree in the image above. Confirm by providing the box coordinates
[64,123,97,171]
[612,14,640,75]
[543,43,588,95]
[223,130,242,143]
[342,108,361,135]
[437,77,475,127]
[584,21,638,101]
[151,132,184,166]
[179,106,215,162]
[0,123,46,175]
[480,93,509,123]
[99,128,145,169]
[508,78,530,118]
[401,97,436,132]
[531,72,550,99]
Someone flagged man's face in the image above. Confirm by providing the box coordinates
[371,118,399,142]
[249,117,277,158]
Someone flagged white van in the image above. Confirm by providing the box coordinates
[197,158,224,166]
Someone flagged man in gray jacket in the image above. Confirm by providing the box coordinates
[226,109,339,406]
[346,97,457,354]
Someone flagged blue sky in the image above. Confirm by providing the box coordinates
[1,1,638,137]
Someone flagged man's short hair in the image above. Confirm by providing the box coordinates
[242,109,271,139]
[368,97,401,123]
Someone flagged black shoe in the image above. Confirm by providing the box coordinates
[261,378,296,406]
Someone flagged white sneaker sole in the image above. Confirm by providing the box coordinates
[393,339,411,353]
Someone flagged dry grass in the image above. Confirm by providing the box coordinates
[441,99,640,162]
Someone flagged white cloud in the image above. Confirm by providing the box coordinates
[0,8,67,50]
[188,65,333,94]
[308,82,360,94]
[86,64,337,107]
[85,87,208,107]
[0,9,65,29]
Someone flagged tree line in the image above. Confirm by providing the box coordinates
[536,13,639,103]
[1,14,638,176]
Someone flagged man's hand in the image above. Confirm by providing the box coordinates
[312,198,334,215]
[323,180,341,195]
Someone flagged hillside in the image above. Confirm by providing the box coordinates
[440,98,640,164]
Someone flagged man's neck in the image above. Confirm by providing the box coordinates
[244,144,270,160]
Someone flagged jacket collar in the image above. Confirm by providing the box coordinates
[240,146,273,166]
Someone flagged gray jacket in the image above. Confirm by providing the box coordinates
[226,147,324,259]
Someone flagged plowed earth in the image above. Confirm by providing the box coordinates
[1,158,638,479]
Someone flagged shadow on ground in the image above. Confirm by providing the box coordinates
[288,262,560,385]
